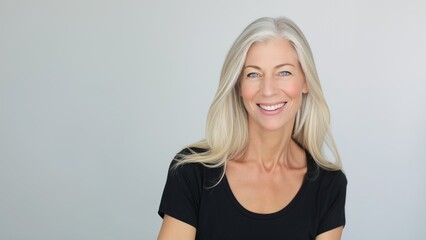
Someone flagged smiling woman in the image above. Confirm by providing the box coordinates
[241,39,308,132]
[157,17,346,240]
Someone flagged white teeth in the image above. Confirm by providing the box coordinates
[259,103,285,111]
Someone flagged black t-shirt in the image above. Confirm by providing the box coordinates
[158,148,347,240]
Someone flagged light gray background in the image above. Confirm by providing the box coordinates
[1,0,425,239]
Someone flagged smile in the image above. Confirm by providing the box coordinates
[258,102,286,111]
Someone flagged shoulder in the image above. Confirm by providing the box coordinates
[318,169,347,187]
[159,148,211,228]
[168,147,221,187]
[168,148,207,176]
[315,168,347,234]
[314,168,347,207]
[170,147,209,171]
[305,150,347,187]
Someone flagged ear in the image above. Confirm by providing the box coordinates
[302,83,308,94]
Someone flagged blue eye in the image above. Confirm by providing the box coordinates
[277,71,291,77]
[247,72,261,78]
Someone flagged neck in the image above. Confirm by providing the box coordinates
[242,119,305,172]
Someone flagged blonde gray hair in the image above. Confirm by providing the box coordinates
[176,17,341,174]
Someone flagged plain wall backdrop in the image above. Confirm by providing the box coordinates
[1,0,425,239]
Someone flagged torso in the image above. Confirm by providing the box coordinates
[159,147,347,240]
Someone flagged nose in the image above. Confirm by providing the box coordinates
[260,75,278,97]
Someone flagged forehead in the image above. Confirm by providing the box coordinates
[244,38,298,66]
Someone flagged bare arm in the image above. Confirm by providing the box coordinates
[157,215,196,240]
[316,226,344,240]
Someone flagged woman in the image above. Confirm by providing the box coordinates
[157,17,347,240]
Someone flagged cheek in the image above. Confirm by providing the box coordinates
[280,81,305,98]
[240,83,258,100]
[240,83,259,112]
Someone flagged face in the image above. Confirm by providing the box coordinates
[240,38,308,132]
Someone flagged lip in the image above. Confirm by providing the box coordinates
[257,102,287,115]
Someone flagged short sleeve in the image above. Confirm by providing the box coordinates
[317,171,348,235]
[158,159,202,228]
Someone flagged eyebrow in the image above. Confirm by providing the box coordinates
[243,63,295,70]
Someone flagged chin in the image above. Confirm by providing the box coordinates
[257,122,290,132]
[248,115,295,132]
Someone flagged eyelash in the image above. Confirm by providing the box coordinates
[246,71,292,78]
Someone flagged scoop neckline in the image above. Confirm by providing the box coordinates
[222,151,316,220]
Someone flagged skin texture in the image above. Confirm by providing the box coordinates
[157,39,343,240]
